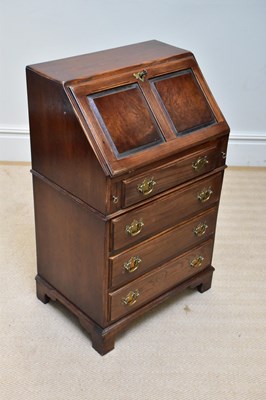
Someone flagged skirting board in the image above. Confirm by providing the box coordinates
[0,128,266,166]
[226,131,266,167]
[0,128,31,163]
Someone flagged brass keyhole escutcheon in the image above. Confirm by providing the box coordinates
[193,222,208,237]
[192,156,209,171]
[125,219,144,237]
[190,255,204,268]
[112,195,118,204]
[122,290,140,306]
[221,151,226,159]
[133,69,148,82]
[137,177,156,196]
[124,256,142,273]
[197,187,213,203]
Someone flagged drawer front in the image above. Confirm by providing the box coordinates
[110,207,218,288]
[122,143,221,208]
[111,171,223,251]
[109,240,214,322]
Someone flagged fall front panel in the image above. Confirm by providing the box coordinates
[87,84,165,158]
[150,69,216,135]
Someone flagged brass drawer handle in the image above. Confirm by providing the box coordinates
[197,187,213,203]
[133,69,147,82]
[124,256,142,273]
[137,177,156,196]
[126,219,144,237]
[221,151,226,159]
[193,222,208,237]
[192,156,209,171]
[190,255,204,268]
[122,290,140,306]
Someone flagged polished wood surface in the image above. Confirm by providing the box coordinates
[26,40,229,355]
[153,69,215,134]
[36,265,215,355]
[91,84,163,156]
[122,140,223,207]
[33,176,108,326]
[26,70,108,213]
[67,55,229,176]
[111,171,223,251]
[109,240,214,321]
[28,40,191,83]
[110,207,218,288]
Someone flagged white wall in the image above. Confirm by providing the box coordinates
[1,0,266,164]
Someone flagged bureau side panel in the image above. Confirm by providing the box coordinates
[26,69,107,213]
[33,176,108,327]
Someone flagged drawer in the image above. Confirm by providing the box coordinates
[111,171,223,251]
[109,207,218,288]
[109,239,214,322]
[122,143,222,208]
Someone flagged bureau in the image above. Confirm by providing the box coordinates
[26,40,230,355]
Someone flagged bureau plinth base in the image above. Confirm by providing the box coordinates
[35,266,214,356]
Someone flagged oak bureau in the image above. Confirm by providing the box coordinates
[26,40,230,355]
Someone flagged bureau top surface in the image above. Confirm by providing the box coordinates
[27,40,190,83]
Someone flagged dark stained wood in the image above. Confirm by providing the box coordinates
[217,135,229,168]
[27,41,229,355]
[67,53,229,177]
[111,172,223,251]
[109,240,214,321]
[26,70,108,213]
[91,84,164,156]
[27,40,191,83]
[35,266,214,355]
[36,279,50,304]
[33,176,108,327]
[122,139,223,208]
[196,273,214,293]
[110,207,218,289]
[152,69,215,134]
[35,275,115,355]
